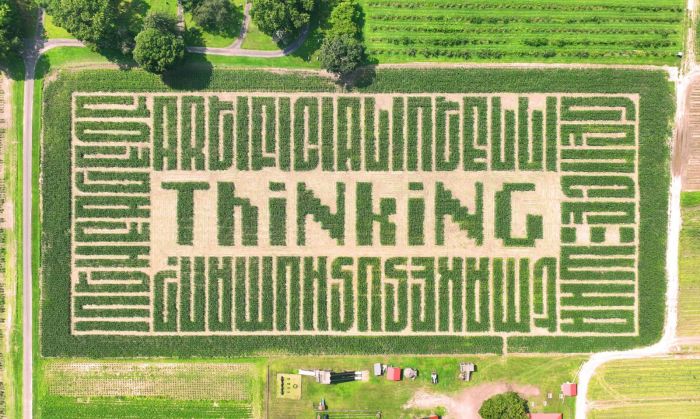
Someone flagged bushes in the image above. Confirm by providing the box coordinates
[133,13,184,74]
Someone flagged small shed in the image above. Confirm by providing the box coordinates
[459,362,476,381]
[386,366,402,381]
[529,414,562,419]
[561,382,578,397]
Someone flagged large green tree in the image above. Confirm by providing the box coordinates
[318,33,363,77]
[250,0,314,41]
[52,0,119,49]
[133,13,184,74]
[327,0,361,39]
[0,0,21,57]
[478,392,529,419]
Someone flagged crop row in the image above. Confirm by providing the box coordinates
[376,37,674,49]
[367,48,675,60]
[365,2,683,13]
[369,25,679,38]
[368,15,683,25]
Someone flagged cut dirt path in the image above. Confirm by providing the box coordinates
[404,382,540,419]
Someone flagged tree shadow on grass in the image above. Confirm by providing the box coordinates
[161,53,213,90]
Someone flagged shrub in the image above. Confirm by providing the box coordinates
[479,392,529,419]
[193,0,235,32]
[319,34,364,77]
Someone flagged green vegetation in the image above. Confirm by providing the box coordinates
[678,191,700,339]
[0,0,22,57]
[268,355,581,418]
[588,358,700,418]
[184,0,243,48]
[360,0,685,65]
[48,0,120,49]
[240,18,280,50]
[37,359,265,418]
[479,392,529,419]
[35,356,581,418]
[250,0,314,43]
[43,14,74,39]
[2,58,24,419]
[319,0,365,77]
[133,12,185,73]
[40,67,672,357]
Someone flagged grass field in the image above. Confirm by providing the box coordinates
[269,355,582,418]
[39,67,672,357]
[240,19,280,50]
[36,359,264,418]
[678,192,700,339]
[43,15,74,40]
[360,0,686,65]
[588,357,700,418]
[36,355,582,418]
[1,58,24,419]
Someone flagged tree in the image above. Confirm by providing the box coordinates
[142,11,179,32]
[478,392,529,419]
[133,13,184,74]
[52,0,119,49]
[328,0,361,39]
[0,0,21,57]
[193,0,235,32]
[319,34,363,77]
[250,0,314,41]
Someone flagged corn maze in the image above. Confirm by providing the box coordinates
[41,69,671,356]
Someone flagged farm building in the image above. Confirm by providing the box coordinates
[386,367,401,381]
[529,414,563,419]
[561,382,578,397]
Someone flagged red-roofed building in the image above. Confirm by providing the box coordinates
[561,382,578,397]
[529,414,562,419]
[386,366,401,381]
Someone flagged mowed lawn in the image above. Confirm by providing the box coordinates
[36,356,583,418]
[360,0,685,65]
[588,357,700,418]
[678,192,700,341]
[269,355,583,418]
[36,359,265,419]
